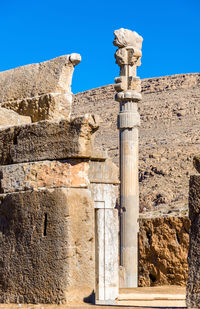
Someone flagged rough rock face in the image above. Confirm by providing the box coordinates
[139,214,190,287]
[73,73,200,213]
[0,54,81,122]
[186,175,200,308]
[0,107,31,128]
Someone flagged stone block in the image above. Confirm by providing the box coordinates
[0,159,89,193]
[0,187,94,304]
[0,107,31,128]
[2,93,72,122]
[0,55,80,103]
[187,175,200,308]
[139,216,190,287]
[0,114,99,165]
[0,54,81,121]
[89,158,119,184]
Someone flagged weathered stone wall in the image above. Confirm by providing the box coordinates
[0,54,81,122]
[0,115,119,304]
[186,175,200,308]
[0,187,94,304]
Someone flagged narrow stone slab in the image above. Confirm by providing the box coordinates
[0,114,99,165]
[117,286,186,307]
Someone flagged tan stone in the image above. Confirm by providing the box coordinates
[139,216,190,287]
[0,159,89,193]
[89,158,119,184]
[187,175,200,308]
[0,54,81,121]
[0,114,99,165]
[113,28,143,49]
[0,187,94,304]
[0,107,31,128]
[2,93,72,122]
[0,54,80,102]
[193,155,200,173]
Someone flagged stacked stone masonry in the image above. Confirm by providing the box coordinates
[0,115,119,304]
[0,54,120,304]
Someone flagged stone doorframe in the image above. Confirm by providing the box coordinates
[89,159,119,304]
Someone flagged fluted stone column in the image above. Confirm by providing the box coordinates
[113,28,143,288]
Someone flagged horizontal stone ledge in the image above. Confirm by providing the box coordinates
[0,157,118,193]
[0,114,100,165]
[1,92,72,122]
[0,160,89,193]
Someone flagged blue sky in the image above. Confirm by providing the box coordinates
[0,0,199,93]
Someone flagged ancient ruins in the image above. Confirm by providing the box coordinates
[0,27,200,308]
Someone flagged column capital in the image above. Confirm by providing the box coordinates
[113,28,143,99]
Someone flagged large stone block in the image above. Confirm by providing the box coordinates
[0,187,94,304]
[0,54,81,121]
[139,216,190,287]
[0,160,89,193]
[0,114,99,165]
[187,175,200,308]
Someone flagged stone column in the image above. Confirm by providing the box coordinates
[113,28,143,287]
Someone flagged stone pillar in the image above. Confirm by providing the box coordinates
[89,159,119,304]
[113,28,143,287]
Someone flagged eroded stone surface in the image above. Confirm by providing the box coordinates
[0,54,81,121]
[139,216,190,287]
[0,107,31,128]
[187,175,200,308]
[0,114,99,165]
[0,188,94,304]
[89,158,119,184]
[0,160,89,193]
[2,93,73,122]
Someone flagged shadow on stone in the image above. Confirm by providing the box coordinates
[83,290,95,304]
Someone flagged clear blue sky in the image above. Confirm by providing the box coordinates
[0,0,199,93]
